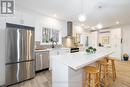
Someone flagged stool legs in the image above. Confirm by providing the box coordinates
[103,65,109,87]
[97,61,109,87]
[96,73,100,87]
[106,58,117,81]
[92,74,95,87]
[84,73,87,87]
[88,73,91,87]
[99,64,101,82]
[112,60,116,81]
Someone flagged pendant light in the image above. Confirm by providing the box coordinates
[78,0,86,22]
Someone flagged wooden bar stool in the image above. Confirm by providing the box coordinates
[106,57,116,81]
[84,66,100,87]
[96,60,109,87]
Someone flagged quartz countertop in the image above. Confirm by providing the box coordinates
[51,48,113,70]
[35,49,49,52]
[35,47,70,52]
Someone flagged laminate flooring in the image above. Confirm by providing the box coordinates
[9,60,130,87]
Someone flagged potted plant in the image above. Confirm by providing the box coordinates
[86,47,97,54]
[93,48,97,53]
[123,53,129,61]
[88,46,93,50]
[88,46,93,53]
[86,49,90,54]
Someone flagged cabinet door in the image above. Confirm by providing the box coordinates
[42,51,49,69]
[35,52,43,71]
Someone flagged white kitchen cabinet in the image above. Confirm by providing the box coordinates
[49,48,70,70]
[35,51,49,71]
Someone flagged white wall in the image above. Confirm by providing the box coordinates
[122,25,130,59]
[0,8,67,86]
[0,19,6,86]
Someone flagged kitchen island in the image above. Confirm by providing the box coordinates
[51,48,113,87]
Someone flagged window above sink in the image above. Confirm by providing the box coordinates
[42,27,60,44]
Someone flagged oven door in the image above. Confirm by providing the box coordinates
[70,48,79,53]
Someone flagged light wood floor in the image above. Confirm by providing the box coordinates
[9,60,130,87]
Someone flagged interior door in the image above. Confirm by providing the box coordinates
[110,28,122,60]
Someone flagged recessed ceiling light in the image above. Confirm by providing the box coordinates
[116,21,120,24]
[97,23,103,29]
[78,14,86,22]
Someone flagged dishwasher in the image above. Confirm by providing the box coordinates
[35,51,49,71]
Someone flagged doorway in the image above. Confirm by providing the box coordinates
[98,28,122,60]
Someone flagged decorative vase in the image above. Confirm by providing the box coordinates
[123,57,129,61]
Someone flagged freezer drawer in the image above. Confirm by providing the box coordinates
[6,60,35,86]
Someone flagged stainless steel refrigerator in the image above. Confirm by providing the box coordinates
[5,23,35,86]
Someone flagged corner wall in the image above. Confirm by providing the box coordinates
[122,25,130,59]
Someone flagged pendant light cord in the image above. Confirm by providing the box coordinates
[81,0,84,13]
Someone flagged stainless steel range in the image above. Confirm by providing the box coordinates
[70,48,79,53]
[5,23,35,86]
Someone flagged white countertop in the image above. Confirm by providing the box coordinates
[51,48,113,70]
[35,49,49,52]
[35,47,70,52]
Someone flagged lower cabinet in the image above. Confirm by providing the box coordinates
[35,51,49,71]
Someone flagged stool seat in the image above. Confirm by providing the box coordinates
[106,57,116,60]
[84,66,99,73]
[97,60,109,65]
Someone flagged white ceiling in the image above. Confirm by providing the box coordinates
[16,0,130,27]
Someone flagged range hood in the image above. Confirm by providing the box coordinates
[62,21,76,48]
[67,21,73,36]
